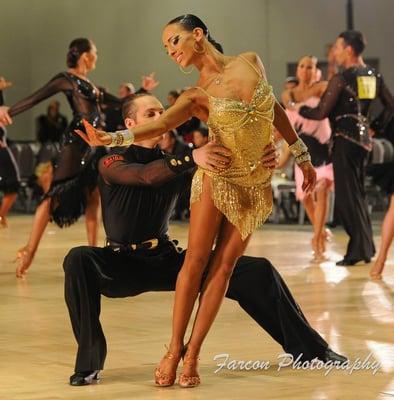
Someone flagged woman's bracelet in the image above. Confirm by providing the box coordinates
[288,138,311,165]
[107,129,135,147]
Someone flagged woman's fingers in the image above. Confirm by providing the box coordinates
[74,129,90,143]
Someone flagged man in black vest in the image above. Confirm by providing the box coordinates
[299,30,394,265]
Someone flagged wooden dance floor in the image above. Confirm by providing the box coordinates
[0,215,393,400]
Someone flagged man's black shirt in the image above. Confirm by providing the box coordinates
[98,145,193,244]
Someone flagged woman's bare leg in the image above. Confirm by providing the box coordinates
[370,194,394,279]
[85,187,100,246]
[0,192,17,227]
[180,220,251,382]
[303,194,318,255]
[15,198,51,277]
[156,175,223,384]
[314,179,330,256]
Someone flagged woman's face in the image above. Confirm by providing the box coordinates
[296,56,316,84]
[84,42,98,71]
[162,24,200,67]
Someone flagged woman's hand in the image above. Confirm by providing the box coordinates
[75,119,112,146]
[299,161,316,194]
[141,72,159,91]
[0,106,12,125]
[0,76,12,91]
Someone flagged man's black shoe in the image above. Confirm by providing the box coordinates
[69,370,100,386]
[336,258,371,266]
[321,348,348,365]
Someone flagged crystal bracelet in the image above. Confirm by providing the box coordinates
[107,129,135,147]
[288,138,311,165]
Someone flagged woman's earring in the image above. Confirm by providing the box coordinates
[193,41,206,54]
[179,65,194,74]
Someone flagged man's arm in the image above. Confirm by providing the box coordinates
[99,152,195,187]
[299,74,344,120]
[99,142,232,186]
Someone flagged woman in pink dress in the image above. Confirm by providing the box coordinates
[281,56,334,259]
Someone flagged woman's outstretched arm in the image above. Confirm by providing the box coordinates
[76,89,204,146]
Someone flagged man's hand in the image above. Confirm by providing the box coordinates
[0,106,12,125]
[0,76,12,91]
[141,73,159,91]
[192,142,232,172]
[75,119,112,146]
[260,143,278,170]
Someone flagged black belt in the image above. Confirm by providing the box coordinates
[106,238,160,252]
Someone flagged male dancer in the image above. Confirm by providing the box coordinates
[298,30,394,265]
[63,93,346,385]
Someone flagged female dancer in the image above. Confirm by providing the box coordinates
[0,77,19,227]
[0,38,157,276]
[77,15,316,387]
[281,56,333,259]
[368,162,394,279]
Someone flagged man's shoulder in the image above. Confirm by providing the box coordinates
[99,152,126,172]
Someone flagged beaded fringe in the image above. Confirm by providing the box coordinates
[190,169,272,240]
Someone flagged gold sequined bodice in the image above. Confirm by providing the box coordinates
[205,78,275,186]
[190,59,276,240]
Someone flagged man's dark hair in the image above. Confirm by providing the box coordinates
[122,93,155,120]
[195,127,209,137]
[168,90,180,99]
[338,30,366,56]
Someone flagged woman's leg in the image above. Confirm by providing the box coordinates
[179,219,251,384]
[15,197,51,277]
[303,194,319,255]
[85,187,101,247]
[370,194,394,279]
[0,192,17,227]
[314,179,330,256]
[156,175,223,384]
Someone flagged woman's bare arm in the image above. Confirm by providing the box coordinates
[76,89,206,146]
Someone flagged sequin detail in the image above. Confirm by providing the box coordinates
[191,79,275,239]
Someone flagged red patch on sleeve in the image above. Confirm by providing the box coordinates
[103,154,124,168]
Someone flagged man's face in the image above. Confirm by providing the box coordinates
[333,37,347,66]
[192,130,208,148]
[125,96,165,146]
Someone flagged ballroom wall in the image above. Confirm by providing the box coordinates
[1,0,393,139]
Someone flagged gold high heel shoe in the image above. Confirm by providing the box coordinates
[154,346,183,387]
[178,348,200,388]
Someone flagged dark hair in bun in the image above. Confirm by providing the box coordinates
[167,14,223,54]
[66,38,92,68]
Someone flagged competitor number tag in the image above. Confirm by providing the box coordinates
[357,76,376,99]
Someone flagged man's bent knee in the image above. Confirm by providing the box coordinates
[63,246,94,275]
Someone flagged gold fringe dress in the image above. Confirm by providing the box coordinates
[191,57,276,240]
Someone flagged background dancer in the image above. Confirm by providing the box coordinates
[282,55,333,259]
[0,77,19,228]
[0,38,158,275]
[297,30,394,266]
